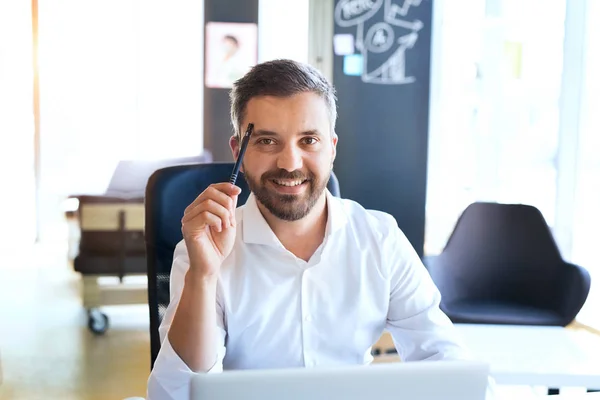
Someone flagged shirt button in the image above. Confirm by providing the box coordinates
[304,315,312,322]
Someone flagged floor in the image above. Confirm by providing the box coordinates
[0,241,150,400]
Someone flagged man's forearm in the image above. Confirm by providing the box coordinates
[168,268,218,372]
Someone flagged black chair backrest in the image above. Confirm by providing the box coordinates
[443,202,563,264]
[145,162,340,367]
[430,202,565,306]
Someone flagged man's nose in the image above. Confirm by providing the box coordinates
[276,144,303,172]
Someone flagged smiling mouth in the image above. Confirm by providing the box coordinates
[273,179,306,187]
[272,179,307,187]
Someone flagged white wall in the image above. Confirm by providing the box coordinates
[258,0,310,63]
[0,0,37,247]
[37,0,205,240]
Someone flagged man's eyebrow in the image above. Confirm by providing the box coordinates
[299,129,323,137]
[251,129,323,138]
[252,129,280,138]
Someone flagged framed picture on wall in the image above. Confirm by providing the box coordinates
[205,22,258,89]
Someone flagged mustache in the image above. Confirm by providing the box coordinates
[261,169,312,181]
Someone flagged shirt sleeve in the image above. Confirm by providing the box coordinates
[383,220,472,362]
[383,221,498,399]
[147,240,227,400]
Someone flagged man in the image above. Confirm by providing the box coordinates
[216,35,245,87]
[147,59,472,399]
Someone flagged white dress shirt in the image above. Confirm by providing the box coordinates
[147,190,474,399]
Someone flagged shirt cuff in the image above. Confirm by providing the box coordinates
[147,336,223,400]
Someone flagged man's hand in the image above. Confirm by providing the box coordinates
[181,183,242,279]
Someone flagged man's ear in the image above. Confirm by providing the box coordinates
[230,135,240,160]
[330,131,338,168]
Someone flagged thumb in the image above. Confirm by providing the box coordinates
[230,194,239,227]
[228,184,242,197]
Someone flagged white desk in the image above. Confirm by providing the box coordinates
[527,393,600,399]
[455,324,600,389]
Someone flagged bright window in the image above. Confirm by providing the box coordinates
[426,0,565,255]
[570,0,600,327]
[427,0,599,328]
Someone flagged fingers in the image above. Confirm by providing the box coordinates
[183,198,232,230]
[185,187,232,216]
[182,206,227,234]
[182,183,242,232]
[197,210,224,233]
[185,183,241,214]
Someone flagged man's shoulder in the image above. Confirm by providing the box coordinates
[333,196,399,237]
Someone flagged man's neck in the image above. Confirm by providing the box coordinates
[257,194,329,262]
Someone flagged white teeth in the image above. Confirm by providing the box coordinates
[274,179,304,187]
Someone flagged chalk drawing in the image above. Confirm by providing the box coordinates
[335,0,424,85]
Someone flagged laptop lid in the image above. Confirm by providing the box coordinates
[190,360,490,400]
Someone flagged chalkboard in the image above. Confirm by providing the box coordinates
[332,0,433,256]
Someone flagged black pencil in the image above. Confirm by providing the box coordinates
[230,123,254,185]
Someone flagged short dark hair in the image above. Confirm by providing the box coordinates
[223,35,239,47]
[229,59,337,140]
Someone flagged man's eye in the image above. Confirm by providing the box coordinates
[303,137,318,145]
[258,138,274,145]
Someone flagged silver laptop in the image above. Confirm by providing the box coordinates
[190,360,490,400]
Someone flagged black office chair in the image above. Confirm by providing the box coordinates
[145,162,341,368]
[427,202,591,327]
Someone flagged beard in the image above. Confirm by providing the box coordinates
[243,166,330,221]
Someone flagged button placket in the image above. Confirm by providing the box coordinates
[300,270,314,366]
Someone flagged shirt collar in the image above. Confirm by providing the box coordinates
[241,189,348,246]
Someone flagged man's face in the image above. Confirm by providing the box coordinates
[222,37,238,56]
[230,92,337,221]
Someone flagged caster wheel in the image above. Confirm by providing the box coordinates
[88,309,109,335]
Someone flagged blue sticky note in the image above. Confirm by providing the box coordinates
[343,54,363,76]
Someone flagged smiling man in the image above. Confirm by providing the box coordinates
[147,59,472,399]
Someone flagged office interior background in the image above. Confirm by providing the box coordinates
[0,0,599,399]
